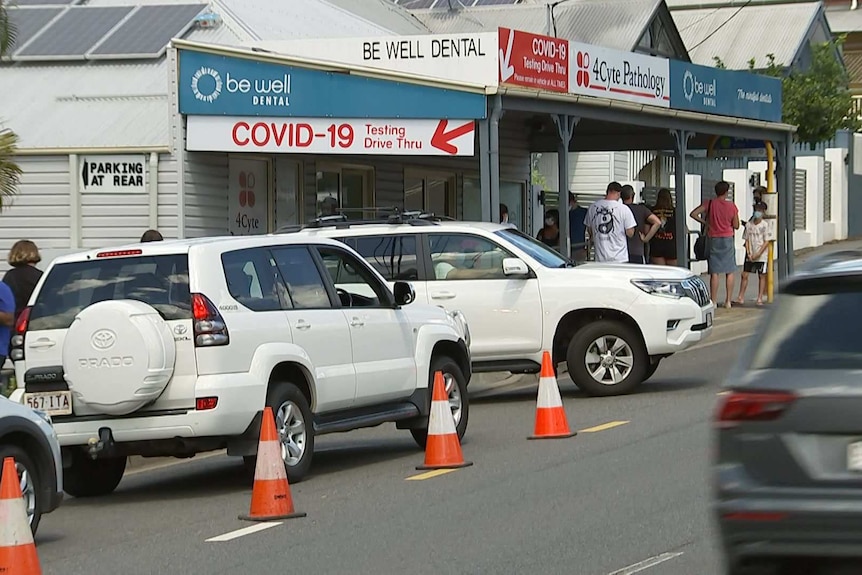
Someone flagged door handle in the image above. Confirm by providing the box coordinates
[29,339,56,349]
[295,320,312,331]
[430,291,456,300]
[350,317,365,327]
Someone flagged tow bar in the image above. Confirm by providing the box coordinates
[86,427,115,459]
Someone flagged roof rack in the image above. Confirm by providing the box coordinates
[274,206,456,234]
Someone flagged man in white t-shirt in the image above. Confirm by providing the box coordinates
[585,182,637,263]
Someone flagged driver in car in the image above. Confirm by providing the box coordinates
[434,237,504,280]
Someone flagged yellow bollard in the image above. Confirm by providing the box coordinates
[767,240,775,303]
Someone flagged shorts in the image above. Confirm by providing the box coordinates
[743,260,765,275]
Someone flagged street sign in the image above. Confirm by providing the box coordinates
[248,33,498,87]
[498,27,568,93]
[186,116,476,156]
[568,41,670,108]
[177,49,487,119]
[669,60,782,123]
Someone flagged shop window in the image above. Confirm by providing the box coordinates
[316,164,374,219]
[275,158,302,229]
[403,169,456,217]
[461,177,527,229]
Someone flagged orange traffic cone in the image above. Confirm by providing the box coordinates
[0,457,41,574]
[239,407,306,522]
[528,352,577,440]
[417,371,473,470]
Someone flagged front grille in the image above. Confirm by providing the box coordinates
[683,277,710,307]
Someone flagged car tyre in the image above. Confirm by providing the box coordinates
[64,452,127,498]
[643,359,661,382]
[245,382,314,484]
[567,320,647,397]
[410,355,469,449]
[0,445,42,535]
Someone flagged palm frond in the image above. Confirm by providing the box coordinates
[0,128,22,210]
[0,0,17,58]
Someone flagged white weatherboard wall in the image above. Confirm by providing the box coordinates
[537,152,631,194]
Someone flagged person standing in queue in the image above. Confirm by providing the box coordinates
[648,188,678,266]
[141,229,163,242]
[621,185,661,265]
[536,209,561,250]
[585,182,637,263]
[690,180,740,309]
[3,240,43,325]
[568,192,589,262]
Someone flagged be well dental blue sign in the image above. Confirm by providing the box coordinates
[669,60,782,123]
[177,49,487,120]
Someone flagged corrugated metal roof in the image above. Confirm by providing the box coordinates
[825,7,862,33]
[323,0,430,34]
[671,3,819,67]
[1,0,430,151]
[412,0,661,51]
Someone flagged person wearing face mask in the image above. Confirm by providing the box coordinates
[735,201,771,306]
[536,209,560,250]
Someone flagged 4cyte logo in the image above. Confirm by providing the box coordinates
[576,52,590,87]
[238,171,256,208]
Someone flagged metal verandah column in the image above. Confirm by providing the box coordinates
[672,130,693,269]
[553,115,578,259]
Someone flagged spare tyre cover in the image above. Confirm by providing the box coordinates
[62,300,177,416]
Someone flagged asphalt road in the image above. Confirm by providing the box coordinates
[31,314,759,575]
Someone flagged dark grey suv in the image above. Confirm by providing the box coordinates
[715,251,862,575]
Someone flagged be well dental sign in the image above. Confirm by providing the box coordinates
[668,60,782,123]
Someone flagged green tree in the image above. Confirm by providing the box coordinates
[0,0,21,208]
[530,153,547,188]
[715,38,862,146]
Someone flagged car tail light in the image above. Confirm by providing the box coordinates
[191,293,229,347]
[716,390,797,426]
[722,511,788,522]
[196,397,218,411]
[96,249,143,258]
[10,306,31,362]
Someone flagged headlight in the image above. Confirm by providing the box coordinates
[631,279,686,299]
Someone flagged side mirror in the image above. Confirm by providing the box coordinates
[502,257,530,277]
[393,281,416,306]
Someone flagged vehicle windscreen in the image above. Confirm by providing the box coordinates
[494,228,574,268]
[748,276,862,370]
[28,254,191,331]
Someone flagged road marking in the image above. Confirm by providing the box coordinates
[580,420,629,433]
[206,522,282,542]
[406,469,458,481]
[607,551,685,575]
[680,332,753,354]
[125,449,227,477]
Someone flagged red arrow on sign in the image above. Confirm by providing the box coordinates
[431,120,475,155]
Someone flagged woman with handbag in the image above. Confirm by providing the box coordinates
[690,181,740,309]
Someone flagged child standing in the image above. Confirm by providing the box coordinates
[735,201,772,306]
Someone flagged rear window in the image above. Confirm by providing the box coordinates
[29,255,191,331]
[749,277,862,370]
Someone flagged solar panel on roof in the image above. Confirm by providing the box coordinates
[397,0,437,7]
[15,6,134,59]
[5,7,64,55]
[473,0,522,5]
[11,0,75,5]
[89,4,206,59]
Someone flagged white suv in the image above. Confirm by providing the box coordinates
[289,216,714,396]
[10,235,471,494]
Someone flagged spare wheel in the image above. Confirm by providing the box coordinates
[62,300,177,416]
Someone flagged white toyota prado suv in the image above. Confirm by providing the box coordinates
[287,214,714,396]
[10,235,471,495]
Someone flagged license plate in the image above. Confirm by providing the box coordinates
[24,391,72,416]
[706,313,713,328]
[848,441,862,472]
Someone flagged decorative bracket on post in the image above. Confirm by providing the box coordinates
[552,115,579,259]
